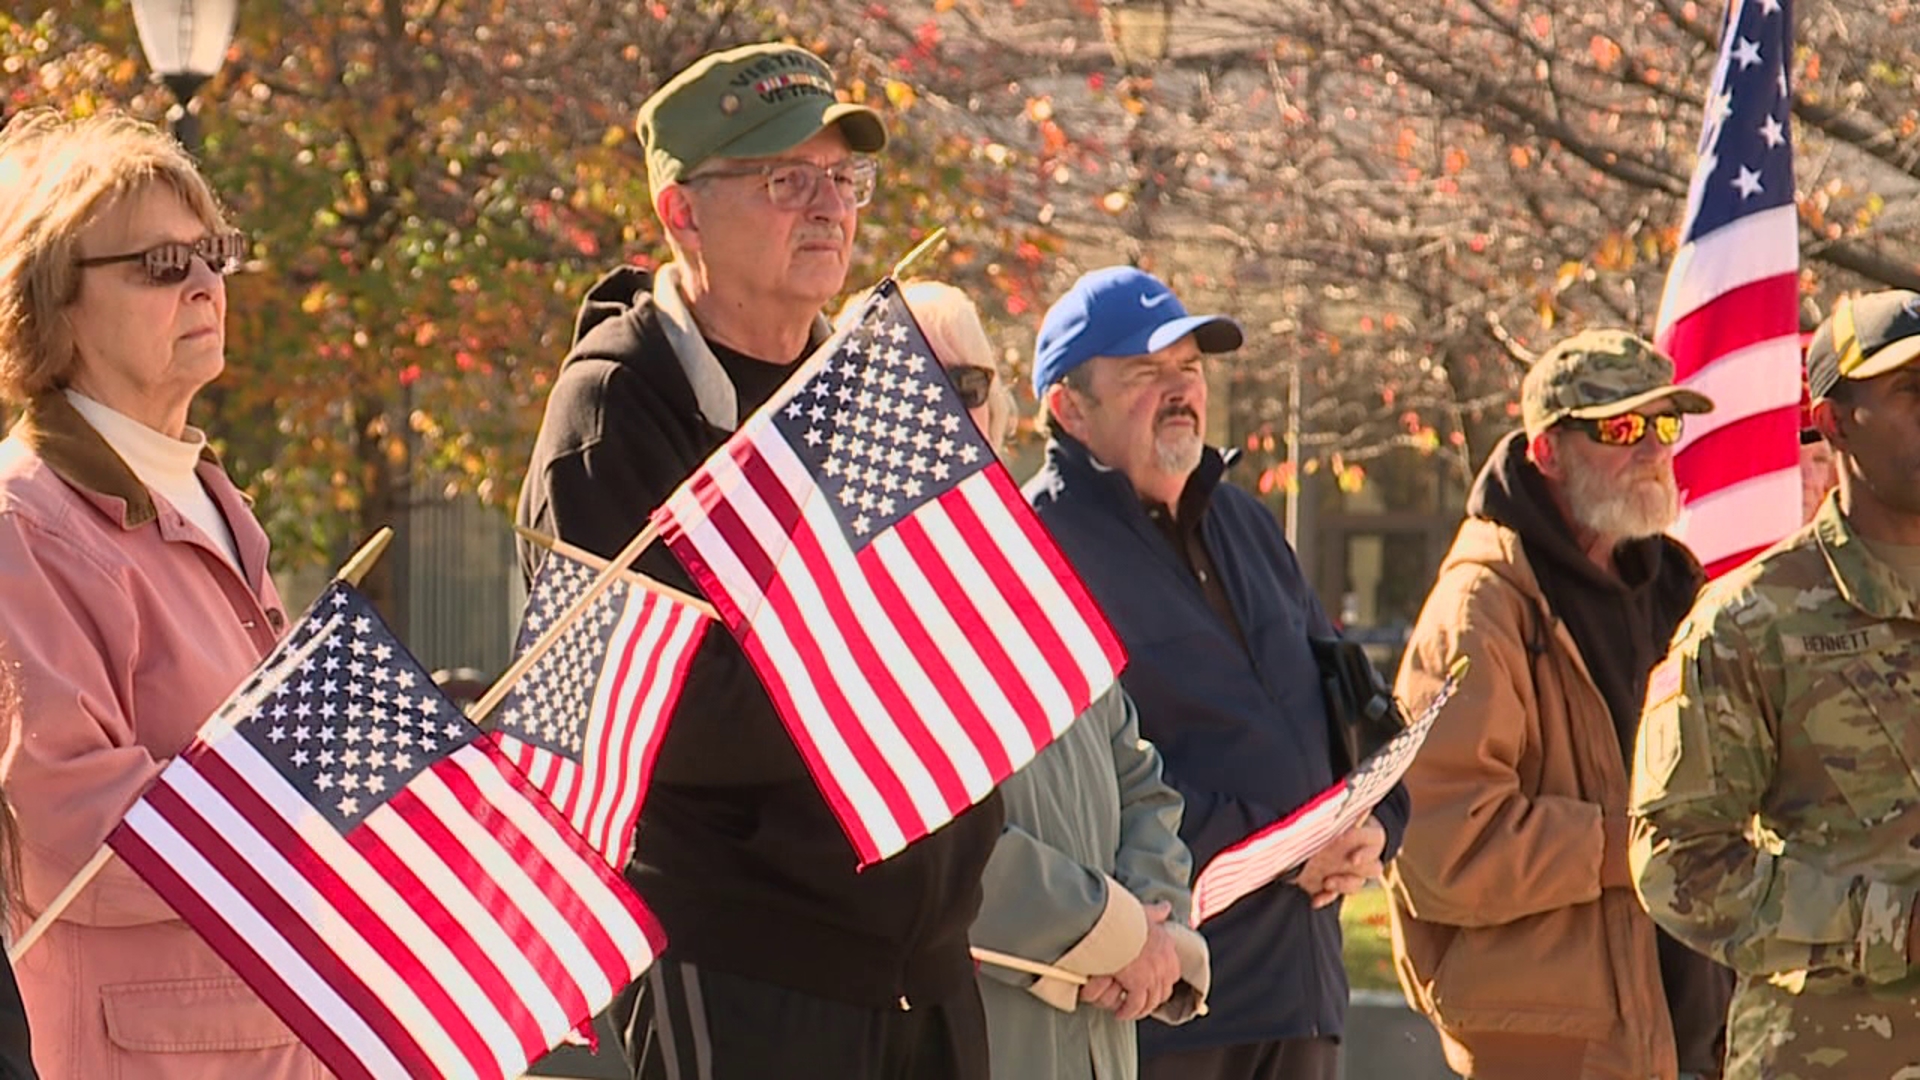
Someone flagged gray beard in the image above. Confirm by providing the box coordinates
[1155,429,1203,475]
[1565,464,1680,540]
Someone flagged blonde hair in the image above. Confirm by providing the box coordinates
[0,109,229,405]
[838,279,1016,450]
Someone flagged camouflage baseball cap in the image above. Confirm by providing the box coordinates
[635,42,886,195]
[1805,290,1920,400]
[1521,329,1715,440]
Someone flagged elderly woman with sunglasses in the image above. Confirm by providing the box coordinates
[851,281,1209,1080]
[0,111,318,1079]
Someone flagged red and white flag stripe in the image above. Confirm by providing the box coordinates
[1653,0,1804,580]
[1191,787,1347,925]
[1658,206,1804,576]
[113,734,659,1080]
[1190,656,1466,925]
[496,587,705,866]
[661,433,1122,864]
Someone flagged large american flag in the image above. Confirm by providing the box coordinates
[653,280,1127,865]
[1190,658,1468,926]
[491,546,707,868]
[107,582,663,1080]
[1655,0,1802,578]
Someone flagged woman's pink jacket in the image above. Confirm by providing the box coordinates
[0,394,328,1079]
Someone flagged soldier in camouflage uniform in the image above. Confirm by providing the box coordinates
[1632,289,1920,1080]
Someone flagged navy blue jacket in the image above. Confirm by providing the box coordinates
[1026,434,1410,1052]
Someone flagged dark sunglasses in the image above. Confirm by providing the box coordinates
[76,231,249,286]
[946,365,995,409]
[1564,412,1684,447]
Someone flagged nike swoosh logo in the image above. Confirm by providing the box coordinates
[1140,292,1173,309]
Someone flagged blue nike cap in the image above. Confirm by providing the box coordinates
[1033,266,1244,394]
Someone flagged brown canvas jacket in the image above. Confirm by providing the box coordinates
[1386,515,1678,1080]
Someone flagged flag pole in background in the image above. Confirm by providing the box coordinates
[1654,0,1802,578]
[892,226,947,277]
[7,526,397,964]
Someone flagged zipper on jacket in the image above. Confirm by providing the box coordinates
[891,828,943,1012]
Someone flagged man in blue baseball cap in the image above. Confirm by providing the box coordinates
[1025,267,1408,1080]
[1030,266,1244,507]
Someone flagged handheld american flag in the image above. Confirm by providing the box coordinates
[1190,657,1470,926]
[1655,0,1802,578]
[491,544,707,868]
[106,581,663,1080]
[653,280,1127,865]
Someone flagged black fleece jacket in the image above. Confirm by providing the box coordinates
[514,266,1001,1009]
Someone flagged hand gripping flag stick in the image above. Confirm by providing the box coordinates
[970,947,1211,1018]
[1189,655,1472,927]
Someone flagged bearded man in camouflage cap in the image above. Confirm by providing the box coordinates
[1632,290,1920,1080]
[1386,328,1731,1080]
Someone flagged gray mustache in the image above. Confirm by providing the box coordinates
[1156,405,1199,425]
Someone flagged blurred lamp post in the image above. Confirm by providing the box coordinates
[131,0,238,155]
[1099,0,1174,72]
[1100,0,1174,249]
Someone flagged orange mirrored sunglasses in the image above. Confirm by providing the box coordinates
[1564,412,1684,447]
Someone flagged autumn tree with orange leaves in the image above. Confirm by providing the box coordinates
[6,1,1052,621]
[15,0,1920,625]
[831,0,1920,603]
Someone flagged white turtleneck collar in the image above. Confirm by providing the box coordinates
[64,389,241,568]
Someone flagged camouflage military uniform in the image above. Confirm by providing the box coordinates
[1631,495,1920,1080]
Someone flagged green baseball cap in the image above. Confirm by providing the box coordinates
[1805,290,1920,401]
[635,42,887,194]
[1521,328,1714,440]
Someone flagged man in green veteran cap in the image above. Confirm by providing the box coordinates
[1631,289,1920,1080]
[516,43,1000,1080]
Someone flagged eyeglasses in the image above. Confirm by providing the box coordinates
[76,231,249,285]
[1565,412,1684,447]
[686,157,878,210]
[945,365,995,409]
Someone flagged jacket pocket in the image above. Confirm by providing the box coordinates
[1426,905,1617,1040]
[103,976,313,1080]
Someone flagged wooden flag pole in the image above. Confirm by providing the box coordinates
[971,946,1087,986]
[465,521,661,729]
[891,226,947,278]
[336,526,394,588]
[8,847,111,962]
[510,526,717,620]
[6,528,396,964]
[970,946,1209,1017]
